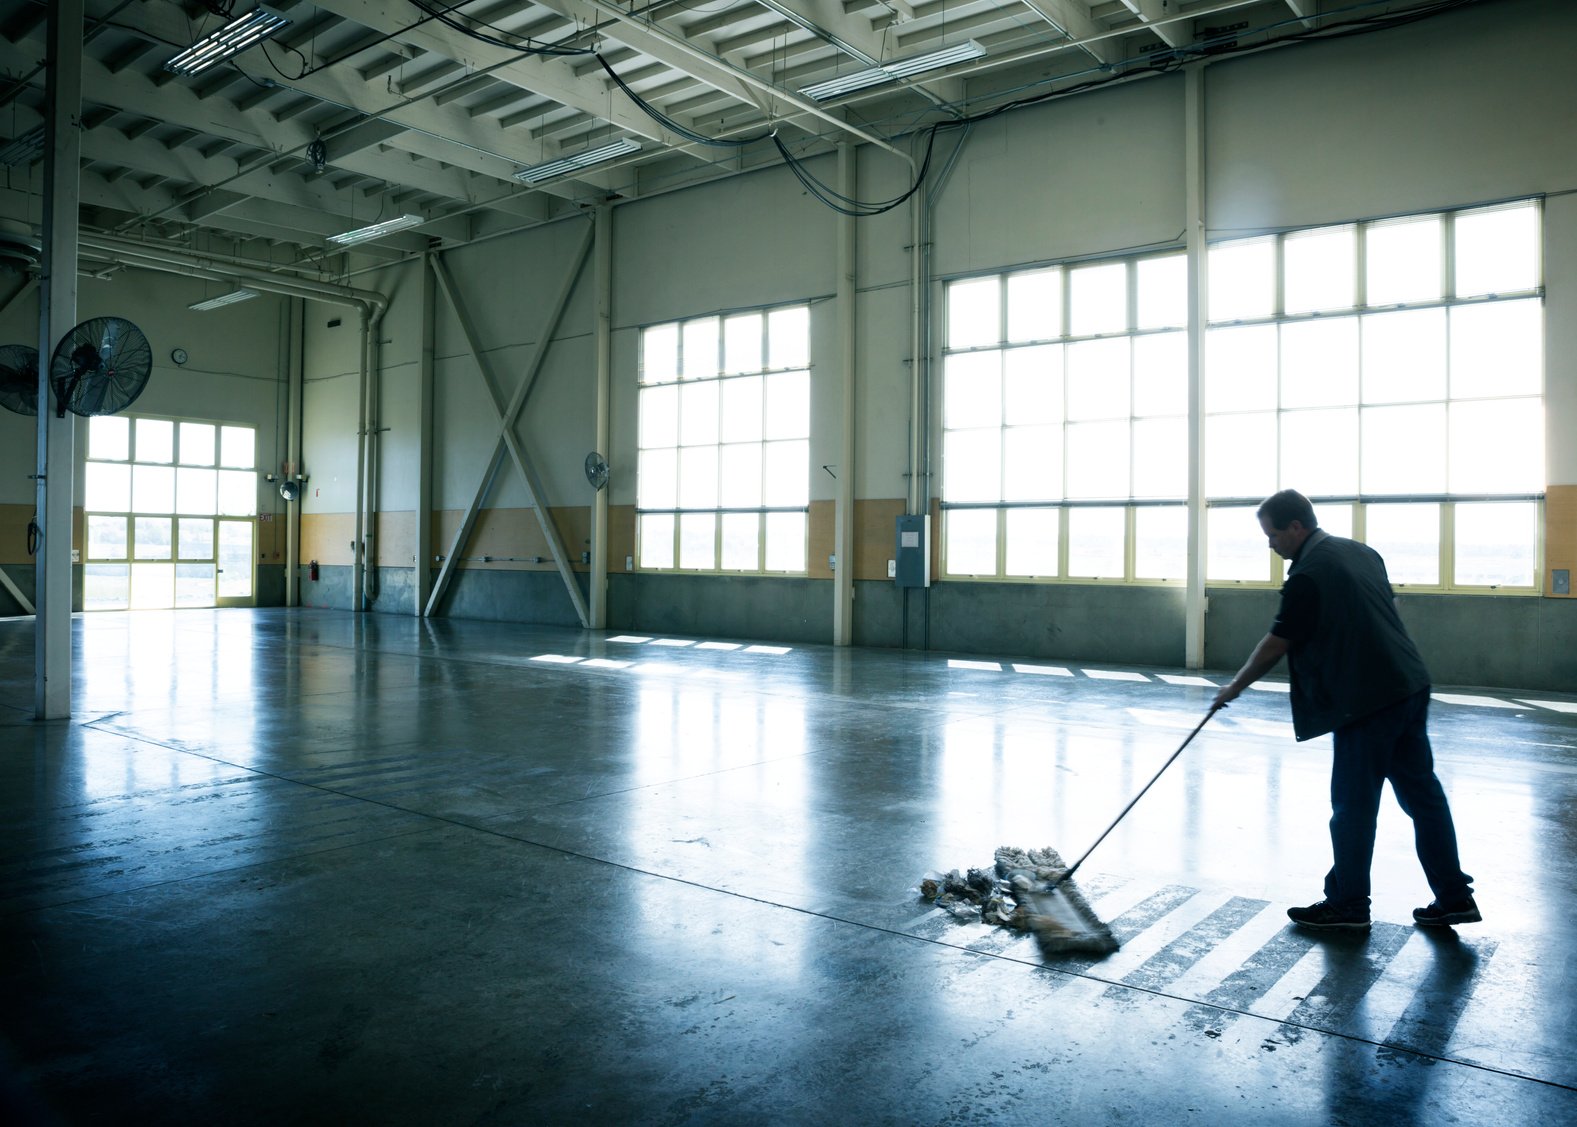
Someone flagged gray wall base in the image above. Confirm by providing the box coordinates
[257,564,285,608]
[609,573,833,644]
[291,566,1577,691]
[855,580,1189,667]
[1203,588,1577,692]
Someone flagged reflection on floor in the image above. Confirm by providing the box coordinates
[2,609,1574,1124]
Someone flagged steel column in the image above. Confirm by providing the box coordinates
[590,206,611,629]
[833,143,856,646]
[1184,65,1209,669]
[34,0,82,719]
[285,298,303,607]
[416,253,436,616]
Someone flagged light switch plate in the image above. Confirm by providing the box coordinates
[1555,569,1571,595]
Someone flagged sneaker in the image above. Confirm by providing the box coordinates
[1287,899,1371,931]
[1413,897,1481,927]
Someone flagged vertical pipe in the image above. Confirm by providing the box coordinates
[285,297,303,607]
[34,0,82,720]
[590,205,612,629]
[353,308,367,611]
[908,178,925,517]
[1184,65,1209,669]
[366,301,384,606]
[833,143,856,646]
[416,254,435,616]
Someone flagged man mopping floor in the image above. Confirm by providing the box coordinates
[1212,489,1481,933]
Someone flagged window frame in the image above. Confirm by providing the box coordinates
[635,303,813,576]
[939,249,1191,586]
[941,198,1546,594]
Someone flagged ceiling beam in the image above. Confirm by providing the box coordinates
[0,35,529,230]
[1016,0,1118,67]
[306,0,685,147]
[128,0,602,173]
[1115,0,1186,49]
[752,0,960,106]
[1284,0,1318,28]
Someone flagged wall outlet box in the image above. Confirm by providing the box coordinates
[887,559,896,578]
[626,555,633,571]
[1555,569,1571,595]
[71,548,80,563]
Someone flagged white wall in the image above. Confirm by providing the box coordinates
[932,74,1187,276]
[1206,0,1577,233]
[0,269,287,510]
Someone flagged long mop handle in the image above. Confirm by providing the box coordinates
[1050,705,1221,892]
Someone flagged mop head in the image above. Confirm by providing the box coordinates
[919,846,1118,958]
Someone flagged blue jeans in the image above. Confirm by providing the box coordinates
[1323,687,1473,907]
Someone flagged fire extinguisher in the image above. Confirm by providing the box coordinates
[309,559,320,581]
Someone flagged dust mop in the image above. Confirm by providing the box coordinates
[1015,705,1221,956]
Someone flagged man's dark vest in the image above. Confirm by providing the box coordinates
[1284,529,1431,741]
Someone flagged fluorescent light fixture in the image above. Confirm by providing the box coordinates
[799,40,986,101]
[189,288,259,311]
[326,214,425,247]
[0,125,45,168]
[515,138,641,185]
[166,7,291,77]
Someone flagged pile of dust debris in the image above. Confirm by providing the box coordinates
[919,846,1071,931]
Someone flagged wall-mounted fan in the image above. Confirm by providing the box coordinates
[584,451,609,491]
[48,316,152,418]
[0,344,40,415]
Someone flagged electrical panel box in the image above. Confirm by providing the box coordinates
[895,514,930,589]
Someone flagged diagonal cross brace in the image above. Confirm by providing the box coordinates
[0,566,34,615]
[426,223,595,624]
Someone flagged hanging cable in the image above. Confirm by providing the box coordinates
[404,0,596,57]
[596,56,766,148]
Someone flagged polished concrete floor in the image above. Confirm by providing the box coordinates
[2,608,1575,1125]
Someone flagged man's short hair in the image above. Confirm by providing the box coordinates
[1258,489,1318,531]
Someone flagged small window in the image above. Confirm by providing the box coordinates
[1284,225,1356,314]
[90,416,130,461]
[1366,503,1440,586]
[1454,502,1536,587]
[136,418,174,464]
[1004,508,1058,577]
[1207,505,1270,582]
[1136,254,1186,330]
[1366,215,1443,305]
[1066,507,1125,578]
[1454,202,1539,298]
[1208,238,1275,322]
[948,277,1000,349]
[1069,262,1127,337]
[946,509,997,575]
[1007,269,1061,342]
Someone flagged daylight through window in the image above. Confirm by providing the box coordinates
[637,305,811,573]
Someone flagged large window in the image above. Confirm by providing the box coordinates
[83,415,258,609]
[941,252,1189,580]
[637,305,810,573]
[942,199,1544,592]
[1206,199,1543,590]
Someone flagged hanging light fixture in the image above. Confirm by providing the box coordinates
[799,41,987,102]
[0,125,46,168]
[326,214,425,247]
[515,139,642,186]
[165,7,292,77]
